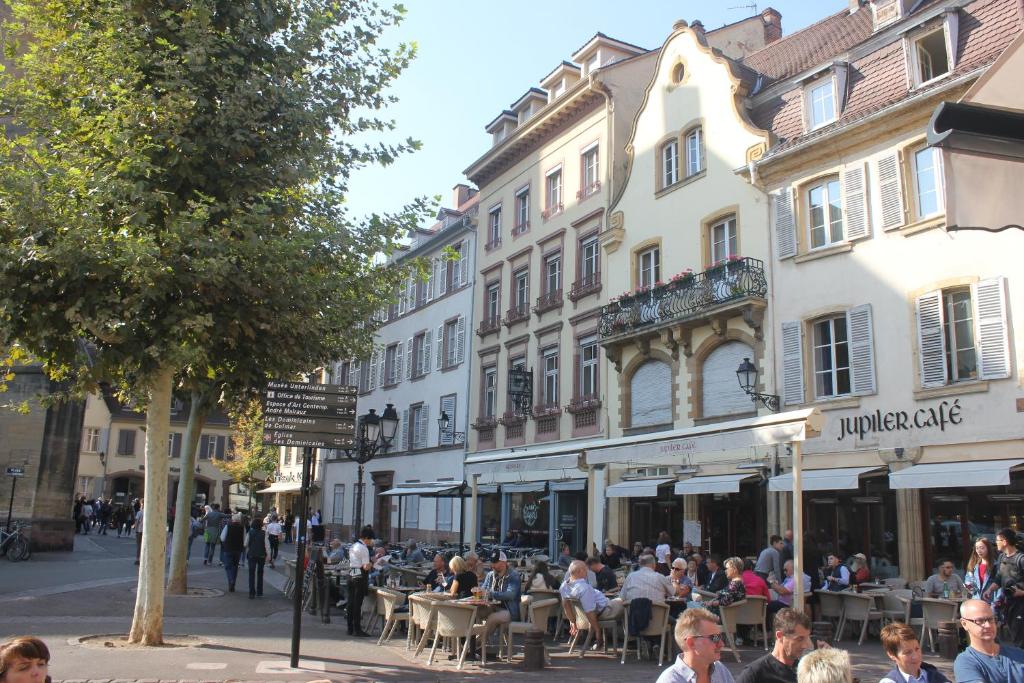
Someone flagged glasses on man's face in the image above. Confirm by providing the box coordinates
[962,616,997,627]
[672,566,685,571]
[692,633,726,644]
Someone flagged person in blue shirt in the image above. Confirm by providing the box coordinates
[878,622,950,683]
[480,550,522,643]
[955,599,1024,683]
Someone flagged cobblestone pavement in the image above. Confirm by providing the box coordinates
[8,535,958,682]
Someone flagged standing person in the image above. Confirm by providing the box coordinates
[656,607,735,683]
[309,508,324,543]
[995,528,1024,645]
[823,554,850,592]
[80,500,94,534]
[265,515,282,568]
[219,513,245,592]
[283,509,294,544]
[0,635,51,683]
[737,608,825,683]
[245,517,269,599]
[133,500,144,565]
[655,531,672,575]
[755,535,785,583]
[201,504,225,566]
[782,529,795,564]
[955,598,1024,682]
[966,537,999,602]
[347,526,374,637]
[878,622,950,683]
[98,499,112,535]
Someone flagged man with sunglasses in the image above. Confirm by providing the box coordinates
[656,607,735,683]
[955,599,1024,682]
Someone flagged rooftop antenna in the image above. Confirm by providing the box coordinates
[728,2,759,15]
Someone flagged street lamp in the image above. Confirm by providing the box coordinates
[437,409,466,446]
[343,404,399,532]
[735,357,781,412]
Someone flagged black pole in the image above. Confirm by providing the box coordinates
[6,477,16,532]
[458,488,465,552]
[290,446,314,669]
[355,463,364,533]
[397,495,403,548]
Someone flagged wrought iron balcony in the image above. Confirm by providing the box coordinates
[599,257,768,341]
[534,289,563,316]
[504,304,530,327]
[569,271,601,301]
[476,315,501,337]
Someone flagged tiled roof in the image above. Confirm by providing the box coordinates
[751,0,1023,159]
[742,6,873,84]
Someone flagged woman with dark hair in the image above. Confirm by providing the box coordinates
[219,512,246,592]
[995,527,1024,644]
[527,560,559,591]
[966,536,999,602]
[0,636,50,683]
[245,517,269,599]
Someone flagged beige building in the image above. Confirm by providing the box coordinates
[748,0,1023,580]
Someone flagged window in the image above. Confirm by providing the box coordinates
[283,448,291,466]
[915,29,950,84]
[542,347,559,406]
[813,316,851,398]
[943,289,978,383]
[352,482,364,522]
[581,144,599,195]
[661,140,679,188]
[337,361,352,387]
[405,494,419,529]
[411,332,426,378]
[436,497,453,531]
[116,429,136,456]
[199,434,226,460]
[808,79,836,129]
[509,356,526,414]
[384,343,399,385]
[83,427,100,453]
[488,206,502,246]
[486,283,500,321]
[807,177,843,249]
[637,247,661,288]
[168,432,182,459]
[297,446,303,464]
[913,146,944,219]
[545,168,562,215]
[446,243,463,289]
[580,237,599,281]
[358,360,370,393]
[483,366,497,418]
[685,127,703,177]
[711,216,738,263]
[408,403,425,450]
[514,269,529,309]
[544,253,561,294]
[514,187,530,234]
[579,336,599,398]
[332,484,345,524]
[443,317,465,368]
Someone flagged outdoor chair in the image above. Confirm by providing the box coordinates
[566,598,620,658]
[283,560,296,599]
[621,600,671,665]
[724,595,769,651]
[408,593,438,656]
[881,590,908,625]
[919,598,958,653]
[376,587,410,646]
[884,578,909,590]
[506,597,560,662]
[429,602,488,670]
[894,592,925,633]
[716,600,746,663]
[840,592,883,645]
[815,590,846,643]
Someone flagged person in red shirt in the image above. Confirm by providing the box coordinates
[743,558,771,598]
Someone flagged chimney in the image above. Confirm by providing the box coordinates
[761,8,782,45]
[691,19,705,36]
[452,183,476,210]
[849,0,865,10]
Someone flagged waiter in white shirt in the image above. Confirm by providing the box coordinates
[347,525,374,637]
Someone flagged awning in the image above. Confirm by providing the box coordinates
[501,482,547,493]
[606,478,675,499]
[768,466,882,492]
[259,481,302,494]
[550,480,586,492]
[889,459,1024,490]
[674,473,758,495]
[379,481,466,497]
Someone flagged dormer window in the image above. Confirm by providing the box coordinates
[913,29,950,85]
[807,79,836,130]
[586,53,599,75]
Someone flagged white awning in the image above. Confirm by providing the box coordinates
[606,478,675,499]
[674,474,757,495]
[380,482,465,497]
[502,482,547,493]
[768,466,882,492]
[259,481,302,494]
[889,459,1024,490]
[550,480,586,492]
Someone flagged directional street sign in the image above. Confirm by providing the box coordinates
[262,382,359,448]
[262,431,356,449]
[5,467,25,478]
[267,381,356,395]
[264,390,356,409]
[264,415,356,435]
[263,398,356,417]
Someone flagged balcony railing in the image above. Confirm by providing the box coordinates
[485,236,502,251]
[569,271,601,301]
[541,203,564,220]
[504,304,530,327]
[513,221,530,235]
[599,257,768,338]
[576,180,601,200]
[534,289,563,315]
[476,315,501,337]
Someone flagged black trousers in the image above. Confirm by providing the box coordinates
[347,575,368,634]
[248,557,265,596]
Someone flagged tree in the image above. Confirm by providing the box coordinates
[0,0,424,644]
[217,399,277,509]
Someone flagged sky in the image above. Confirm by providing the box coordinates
[344,0,848,222]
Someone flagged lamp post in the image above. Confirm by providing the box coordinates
[437,410,466,447]
[735,357,781,412]
[343,404,399,533]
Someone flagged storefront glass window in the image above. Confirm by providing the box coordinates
[925,473,1023,571]
[479,494,501,544]
[508,491,549,550]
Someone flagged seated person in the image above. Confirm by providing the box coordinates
[702,555,728,593]
[556,542,572,569]
[527,560,559,591]
[448,555,478,599]
[586,556,618,592]
[879,622,950,683]
[622,554,675,603]
[560,559,624,650]
[767,560,811,623]
[955,598,1024,682]
[481,551,522,645]
[823,554,851,592]
[401,539,425,563]
[742,558,771,598]
[850,553,871,586]
[924,559,966,598]
[600,540,626,570]
[325,539,345,564]
[669,558,694,599]
[423,553,453,592]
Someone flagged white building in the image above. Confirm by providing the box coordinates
[320,185,478,544]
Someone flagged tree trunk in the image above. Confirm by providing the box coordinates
[166,391,208,594]
[128,366,175,645]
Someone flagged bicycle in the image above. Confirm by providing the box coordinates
[0,522,31,562]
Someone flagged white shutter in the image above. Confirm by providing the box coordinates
[423,330,432,376]
[847,304,877,395]
[456,316,466,365]
[401,408,409,451]
[974,277,1010,380]
[439,261,448,296]
[916,290,947,388]
[425,264,434,302]
[394,343,404,384]
[405,338,413,380]
[877,153,905,230]
[440,395,456,445]
[368,351,378,391]
[418,403,430,449]
[842,164,869,241]
[398,282,407,315]
[774,187,796,259]
[352,360,361,391]
[459,245,469,288]
[781,321,804,406]
[407,278,417,311]
[436,324,444,370]
[377,350,386,388]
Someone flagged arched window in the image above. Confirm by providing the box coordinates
[630,360,672,427]
[701,341,755,418]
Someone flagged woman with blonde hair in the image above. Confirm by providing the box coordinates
[965,536,999,602]
[448,555,478,599]
[700,556,746,616]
